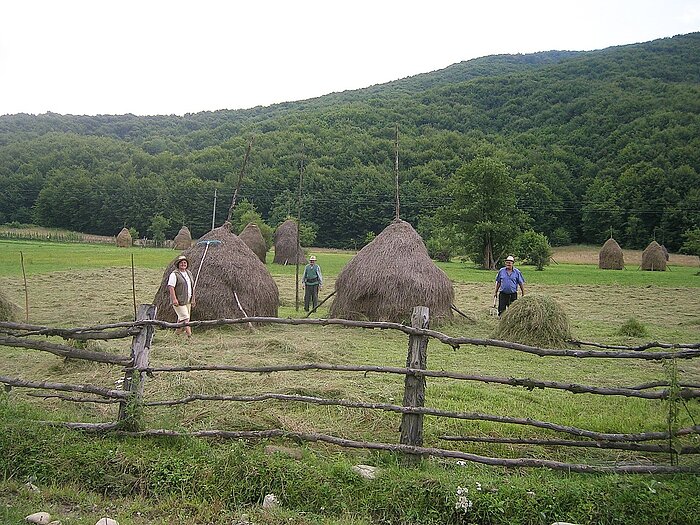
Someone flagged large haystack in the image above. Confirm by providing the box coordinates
[153,223,279,322]
[239,223,267,263]
[493,293,571,347]
[173,226,193,250]
[641,241,667,271]
[116,227,132,247]
[330,219,454,324]
[273,219,306,265]
[0,289,20,322]
[598,237,624,270]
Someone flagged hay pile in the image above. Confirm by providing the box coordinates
[116,228,132,247]
[330,219,454,324]
[153,223,279,322]
[598,237,624,270]
[641,241,667,271]
[173,226,192,250]
[273,219,306,265]
[493,294,571,347]
[0,289,20,322]
[239,223,267,263]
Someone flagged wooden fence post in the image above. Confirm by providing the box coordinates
[117,303,156,429]
[400,306,429,453]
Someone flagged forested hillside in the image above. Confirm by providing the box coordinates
[0,33,698,253]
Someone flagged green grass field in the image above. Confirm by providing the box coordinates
[1,239,699,525]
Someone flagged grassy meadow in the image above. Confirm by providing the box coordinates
[1,239,700,525]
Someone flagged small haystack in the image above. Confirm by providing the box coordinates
[239,223,267,263]
[116,228,132,247]
[153,223,279,322]
[493,293,571,347]
[598,237,624,270]
[0,289,20,322]
[641,241,667,271]
[173,226,193,250]
[330,219,454,323]
[273,219,306,265]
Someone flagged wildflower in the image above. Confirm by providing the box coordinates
[455,486,473,513]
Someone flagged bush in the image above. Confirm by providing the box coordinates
[618,317,648,338]
[493,293,572,347]
[549,227,572,247]
[515,230,552,270]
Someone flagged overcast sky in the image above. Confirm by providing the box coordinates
[1,0,698,117]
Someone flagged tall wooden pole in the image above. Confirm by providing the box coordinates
[131,254,137,320]
[394,124,400,220]
[20,251,29,323]
[227,138,254,224]
[295,146,305,311]
[211,188,217,231]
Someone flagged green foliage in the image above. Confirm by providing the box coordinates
[617,317,648,338]
[0,33,699,251]
[232,199,274,250]
[514,230,552,270]
[299,222,318,247]
[149,214,170,247]
[439,157,528,269]
[681,228,700,257]
[128,227,139,241]
[549,227,572,247]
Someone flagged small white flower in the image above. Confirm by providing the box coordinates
[475,481,482,491]
[456,460,466,466]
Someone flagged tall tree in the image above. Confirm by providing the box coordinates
[438,157,528,269]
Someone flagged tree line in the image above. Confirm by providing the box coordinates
[0,33,698,262]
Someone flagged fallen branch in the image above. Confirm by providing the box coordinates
[0,375,129,399]
[139,391,700,442]
[0,335,132,365]
[439,435,700,454]
[141,362,700,400]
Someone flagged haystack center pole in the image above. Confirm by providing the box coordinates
[394,123,400,220]
[226,138,254,224]
[295,146,305,311]
[20,251,29,323]
[211,188,217,231]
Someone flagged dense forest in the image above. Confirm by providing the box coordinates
[0,33,698,256]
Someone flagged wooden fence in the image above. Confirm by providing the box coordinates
[1,305,700,475]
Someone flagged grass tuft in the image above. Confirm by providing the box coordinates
[618,317,649,338]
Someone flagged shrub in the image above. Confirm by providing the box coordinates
[515,230,552,270]
[493,293,571,347]
[618,317,648,338]
[549,227,572,247]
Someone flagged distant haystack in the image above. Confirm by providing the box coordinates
[661,244,670,261]
[330,219,454,324]
[0,288,20,322]
[153,223,279,322]
[273,219,306,265]
[598,237,624,270]
[116,228,132,247]
[641,241,667,271]
[173,226,193,250]
[239,223,267,263]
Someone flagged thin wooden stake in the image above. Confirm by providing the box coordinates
[211,188,218,231]
[131,254,137,320]
[226,138,254,224]
[400,306,429,460]
[296,146,305,312]
[20,251,29,323]
[394,124,400,220]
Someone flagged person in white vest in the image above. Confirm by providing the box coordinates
[167,255,196,337]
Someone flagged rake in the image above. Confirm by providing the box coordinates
[193,239,222,291]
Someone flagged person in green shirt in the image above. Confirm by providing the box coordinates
[302,255,323,312]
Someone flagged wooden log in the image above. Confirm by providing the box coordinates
[0,334,132,364]
[0,375,128,399]
[400,306,429,450]
[105,427,700,474]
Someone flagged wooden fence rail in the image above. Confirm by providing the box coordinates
[1,306,700,474]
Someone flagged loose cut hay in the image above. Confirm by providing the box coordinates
[0,289,20,322]
[239,223,267,263]
[115,227,132,247]
[173,226,193,250]
[153,223,279,323]
[330,219,454,324]
[641,241,667,271]
[273,219,306,265]
[599,237,624,270]
[493,293,571,347]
